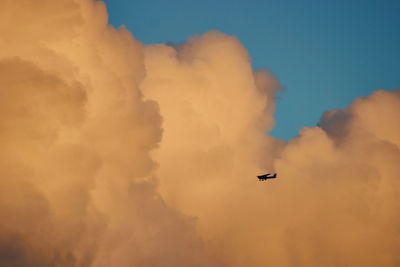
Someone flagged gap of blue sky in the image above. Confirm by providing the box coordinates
[103,0,400,141]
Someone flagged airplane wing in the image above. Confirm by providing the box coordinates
[257,173,277,180]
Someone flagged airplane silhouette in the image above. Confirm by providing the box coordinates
[257,173,277,181]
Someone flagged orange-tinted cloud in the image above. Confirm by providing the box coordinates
[1,1,399,267]
[0,1,219,266]
[142,33,400,266]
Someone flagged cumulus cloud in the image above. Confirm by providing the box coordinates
[0,1,218,266]
[1,1,399,267]
[142,34,400,267]
[273,90,400,266]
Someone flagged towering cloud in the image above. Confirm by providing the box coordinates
[0,1,399,266]
[142,34,400,267]
[142,32,285,266]
[0,0,218,266]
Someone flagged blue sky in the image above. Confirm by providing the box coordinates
[103,0,400,141]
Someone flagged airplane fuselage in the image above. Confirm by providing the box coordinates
[257,173,277,181]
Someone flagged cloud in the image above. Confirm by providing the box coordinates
[1,1,399,267]
[0,1,219,266]
[142,33,400,267]
[273,90,400,266]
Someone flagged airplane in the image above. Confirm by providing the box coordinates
[257,173,277,181]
